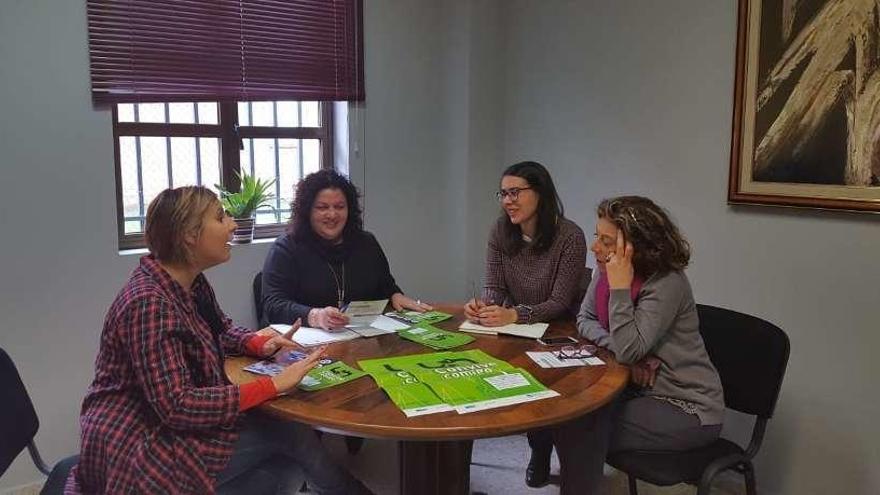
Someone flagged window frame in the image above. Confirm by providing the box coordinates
[113,101,334,250]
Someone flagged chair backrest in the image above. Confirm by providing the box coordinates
[253,271,264,326]
[696,304,790,419]
[0,348,40,476]
[574,266,593,312]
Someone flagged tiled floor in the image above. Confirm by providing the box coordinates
[15,433,745,495]
[321,433,745,495]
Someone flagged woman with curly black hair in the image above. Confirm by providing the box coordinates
[544,195,724,494]
[260,169,429,330]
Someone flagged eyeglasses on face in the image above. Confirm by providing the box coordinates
[556,344,598,360]
[495,186,533,202]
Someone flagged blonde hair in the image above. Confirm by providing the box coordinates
[145,186,219,264]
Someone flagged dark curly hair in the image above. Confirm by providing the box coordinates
[288,169,363,241]
[597,196,690,277]
[498,161,565,255]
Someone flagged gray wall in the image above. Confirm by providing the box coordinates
[2,0,878,493]
[0,0,468,489]
[498,1,880,494]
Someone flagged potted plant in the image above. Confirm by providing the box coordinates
[216,171,276,244]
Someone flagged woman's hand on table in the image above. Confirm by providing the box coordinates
[308,307,350,330]
[271,345,327,394]
[475,305,517,327]
[464,298,484,323]
[391,292,433,312]
[254,319,302,357]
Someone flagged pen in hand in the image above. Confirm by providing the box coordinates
[472,281,485,308]
[470,281,484,324]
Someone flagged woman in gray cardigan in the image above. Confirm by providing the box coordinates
[545,196,724,494]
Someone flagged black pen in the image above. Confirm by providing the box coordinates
[471,281,483,323]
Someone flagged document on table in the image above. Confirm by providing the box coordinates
[526,351,605,368]
[346,314,409,337]
[271,324,360,346]
[458,321,549,339]
[343,299,388,317]
[340,299,409,337]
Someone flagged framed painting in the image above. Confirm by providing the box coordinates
[729,0,880,212]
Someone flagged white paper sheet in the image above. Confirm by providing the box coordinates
[343,299,389,317]
[458,321,549,339]
[271,324,360,346]
[525,351,605,368]
[345,314,409,337]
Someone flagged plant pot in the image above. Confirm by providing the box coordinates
[232,217,255,244]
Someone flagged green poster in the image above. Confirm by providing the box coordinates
[298,361,368,391]
[414,363,559,414]
[398,324,474,350]
[359,353,455,417]
[360,350,558,416]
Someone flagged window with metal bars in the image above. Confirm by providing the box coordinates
[113,100,333,250]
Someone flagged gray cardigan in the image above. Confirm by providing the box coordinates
[578,270,724,426]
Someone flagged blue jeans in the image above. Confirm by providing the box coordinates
[216,413,367,495]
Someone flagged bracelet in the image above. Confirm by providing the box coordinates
[514,304,533,324]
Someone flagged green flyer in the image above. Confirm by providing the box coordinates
[411,354,559,413]
[359,353,455,417]
[298,361,368,391]
[398,324,474,350]
[384,310,453,326]
[359,350,558,416]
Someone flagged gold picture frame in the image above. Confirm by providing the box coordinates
[729,0,880,212]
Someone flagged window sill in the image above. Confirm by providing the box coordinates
[118,236,277,257]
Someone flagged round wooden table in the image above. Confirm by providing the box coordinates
[225,305,629,494]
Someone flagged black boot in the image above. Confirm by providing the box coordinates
[525,446,551,487]
[345,435,365,455]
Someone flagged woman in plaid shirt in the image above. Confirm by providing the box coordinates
[66,187,371,494]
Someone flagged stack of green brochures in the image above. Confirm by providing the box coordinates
[384,310,453,326]
[359,353,456,417]
[359,350,558,416]
[397,324,474,350]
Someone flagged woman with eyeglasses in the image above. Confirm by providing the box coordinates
[463,161,587,488]
[548,195,724,494]
[67,186,372,494]
[464,161,586,326]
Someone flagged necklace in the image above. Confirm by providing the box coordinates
[327,261,345,308]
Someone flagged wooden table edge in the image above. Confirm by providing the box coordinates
[232,358,630,441]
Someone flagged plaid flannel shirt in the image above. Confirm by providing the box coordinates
[66,255,253,494]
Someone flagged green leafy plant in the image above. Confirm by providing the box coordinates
[216,171,276,218]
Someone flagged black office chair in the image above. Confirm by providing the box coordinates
[253,271,265,327]
[0,348,79,494]
[575,266,593,309]
[607,304,790,495]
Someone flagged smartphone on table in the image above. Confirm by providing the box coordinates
[536,335,579,346]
